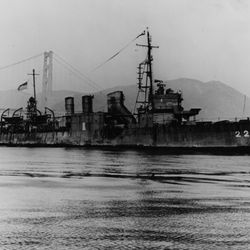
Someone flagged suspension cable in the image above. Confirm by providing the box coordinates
[53,55,106,97]
[53,57,98,91]
[0,53,43,71]
[54,52,103,92]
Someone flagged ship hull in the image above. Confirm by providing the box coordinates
[1,120,250,154]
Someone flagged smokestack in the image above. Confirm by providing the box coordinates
[65,97,74,115]
[82,95,93,113]
[107,91,124,113]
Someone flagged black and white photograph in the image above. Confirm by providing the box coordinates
[0,0,249,249]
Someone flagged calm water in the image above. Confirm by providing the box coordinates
[0,147,249,249]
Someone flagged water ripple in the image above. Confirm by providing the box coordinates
[0,147,249,249]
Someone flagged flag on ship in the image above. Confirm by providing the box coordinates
[17,81,28,91]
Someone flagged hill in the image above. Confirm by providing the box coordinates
[0,78,249,121]
[51,78,249,120]
[0,90,30,110]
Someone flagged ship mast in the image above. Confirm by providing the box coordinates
[147,28,154,107]
[27,69,39,117]
[135,28,158,114]
[28,69,39,106]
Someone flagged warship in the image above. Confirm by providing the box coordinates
[1,29,250,153]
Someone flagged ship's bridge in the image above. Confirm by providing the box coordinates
[152,82,201,124]
[153,83,183,113]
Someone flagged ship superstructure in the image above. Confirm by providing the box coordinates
[135,29,200,127]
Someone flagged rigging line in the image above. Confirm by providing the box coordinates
[0,53,43,72]
[91,30,145,72]
[53,52,102,90]
[54,57,102,93]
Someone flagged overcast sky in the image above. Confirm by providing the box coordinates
[0,0,250,95]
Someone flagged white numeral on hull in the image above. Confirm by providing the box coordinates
[235,130,250,137]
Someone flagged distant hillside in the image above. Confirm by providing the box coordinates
[162,78,250,120]
[37,90,81,111]
[0,90,30,110]
[0,78,249,120]
[51,78,249,120]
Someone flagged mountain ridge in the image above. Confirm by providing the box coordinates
[0,78,249,120]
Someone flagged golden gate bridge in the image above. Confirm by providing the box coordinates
[0,51,103,114]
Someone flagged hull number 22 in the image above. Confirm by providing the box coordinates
[235,130,250,138]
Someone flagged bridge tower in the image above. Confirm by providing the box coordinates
[41,51,53,111]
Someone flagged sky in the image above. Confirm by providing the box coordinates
[0,0,250,95]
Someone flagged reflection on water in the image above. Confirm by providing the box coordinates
[0,147,249,249]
